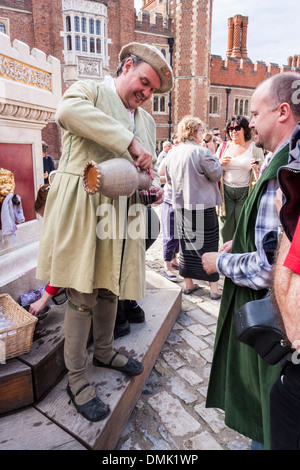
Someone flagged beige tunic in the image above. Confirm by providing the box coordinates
[36,79,159,299]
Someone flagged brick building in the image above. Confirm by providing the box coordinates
[0,0,212,155]
[208,14,297,138]
[1,0,299,153]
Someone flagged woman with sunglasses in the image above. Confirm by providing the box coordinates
[217,115,264,244]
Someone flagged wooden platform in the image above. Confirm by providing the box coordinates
[0,304,66,415]
[0,270,181,450]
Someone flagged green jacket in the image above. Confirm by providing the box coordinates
[36,79,159,298]
[206,144,289,448]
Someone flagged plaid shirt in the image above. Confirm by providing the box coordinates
[216,145,288,290]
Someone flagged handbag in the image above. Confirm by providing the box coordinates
[234,294,291,365]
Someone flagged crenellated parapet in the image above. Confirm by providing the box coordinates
[218,13,298,88]
[0,35,62,287]
[211,54,292,88]
[0,35,61,124]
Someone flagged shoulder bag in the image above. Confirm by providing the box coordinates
[234,293,291,365]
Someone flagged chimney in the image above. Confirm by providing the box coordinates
[226,14,248,59]
[226,17,234,57]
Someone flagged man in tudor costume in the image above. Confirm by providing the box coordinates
[36,43,173,422]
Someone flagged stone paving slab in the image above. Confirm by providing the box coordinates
[115,209,251,451]
[35,270,181,450]
[0,207,252,451]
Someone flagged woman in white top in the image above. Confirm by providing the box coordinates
[217,115,264,244]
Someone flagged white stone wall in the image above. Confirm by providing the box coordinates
[0,35,62,296]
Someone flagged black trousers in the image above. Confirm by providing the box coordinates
[145,205,160,251]
[270,360,300,450]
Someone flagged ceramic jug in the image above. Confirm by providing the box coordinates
[83,158,152,199]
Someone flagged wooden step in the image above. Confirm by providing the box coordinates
[0,301,67,416]
[0,407,86,450]
[0,359,34,415]
[19,304,66,401]
[36,270,181,450]
[0,271,181,449]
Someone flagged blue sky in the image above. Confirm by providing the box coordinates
[134,0,300,66]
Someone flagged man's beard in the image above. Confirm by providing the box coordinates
[256,141,264,149]
[254,133,264,149]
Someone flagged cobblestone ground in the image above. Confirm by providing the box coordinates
[115,208,251,451]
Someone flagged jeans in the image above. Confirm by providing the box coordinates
[251,441,264,450]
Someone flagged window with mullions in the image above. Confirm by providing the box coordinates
[66,16,71,32]
[96,38,101,54]
[75,36,80,51]
[64,13,104,55]
[74,16,80,32]
[90,37,95,53]
[153,95,167,113]
[234,98,250,117]
[89,19,94,34]
[96,20,101,35]
[82,36,87,52]
[209,95,219,115]
[67,35,72,51]
[81,17,87,33]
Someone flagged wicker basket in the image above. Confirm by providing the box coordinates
[0,293,38,360]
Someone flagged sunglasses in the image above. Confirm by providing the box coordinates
[228,125,242,132]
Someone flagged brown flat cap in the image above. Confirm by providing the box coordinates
[119,42,174,94]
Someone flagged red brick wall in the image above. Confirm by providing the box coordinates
[134,11,172,142]
[1,1,63,61]
[29,0,63,60]
[210,56,284,89]
[209,54,292,132]
[0,7,34,49]
[108,0,136,76]
[172,0,212,126]
[1,0,213,148]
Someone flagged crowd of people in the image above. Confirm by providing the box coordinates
[30,41,300,450]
